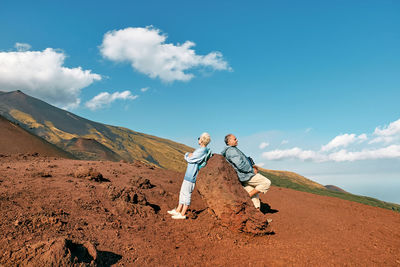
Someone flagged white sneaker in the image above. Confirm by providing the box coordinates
[167,209,179,216]
[171,213,186,220]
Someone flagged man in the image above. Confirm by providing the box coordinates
[221,134,271,209]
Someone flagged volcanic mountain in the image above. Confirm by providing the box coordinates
[0,114,74,159]
[0,90,192,172]
[0,90,397,211]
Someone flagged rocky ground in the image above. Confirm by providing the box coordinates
[1,154,400,266]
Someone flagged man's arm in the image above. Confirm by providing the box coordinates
[226,148,253,173]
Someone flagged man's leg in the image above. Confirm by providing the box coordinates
[243,184,261,209]
[246,173,271,194]
[243,174,271,208]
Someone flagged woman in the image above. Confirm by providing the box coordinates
[168,132,212,219]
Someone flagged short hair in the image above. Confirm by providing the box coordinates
[224,134,233,145]
[199,132,211,146]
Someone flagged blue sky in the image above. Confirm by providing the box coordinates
[1,1,400,203]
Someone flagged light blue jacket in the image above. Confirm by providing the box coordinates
[221,146,255,182]
[183,147,210,183]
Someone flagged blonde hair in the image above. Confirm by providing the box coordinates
[199,132,211,146]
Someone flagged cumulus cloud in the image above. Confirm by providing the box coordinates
[140,87,149,92]
[100,26,231,82]
[262,118,400,162]
[0,44,101,109]
[85,90,138,110]
[321,133,367,152]
[327,145,400,162]
[263,147,320,161]
[263,145,400,162]
[259,142,269,149]
[369,118,400,144]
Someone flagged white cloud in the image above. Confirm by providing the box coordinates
[262,147,321,161]
[140,87,149,92]
[259,142,269,149]
[321,133,367,152]
[281,140,289,145]
[0,44,101,109]
[15,42,31,51]
[262,118,400,162]
[369,118,400,144]
[328,145,400,162]
[262,145,400,162]
[100,26,231,82]
[85,90,138,110]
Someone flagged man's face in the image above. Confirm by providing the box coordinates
[228,135,238,147]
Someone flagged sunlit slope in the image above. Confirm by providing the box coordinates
[260,168,326,190]
[259,168,400,212]
[65,137,123,162]
[0,90,192,172]
[0,115,75,159]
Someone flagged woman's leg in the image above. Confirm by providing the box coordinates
[180,204,189,216]
[176,203,183,213]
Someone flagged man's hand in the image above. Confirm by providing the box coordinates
[253,165,259,174]
[188,153,193,158]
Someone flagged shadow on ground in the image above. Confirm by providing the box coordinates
[260,202,279,215]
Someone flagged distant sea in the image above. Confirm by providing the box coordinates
[308,173,400,205]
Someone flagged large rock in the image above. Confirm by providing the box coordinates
[12,238,98,266]
[197,154,272,235]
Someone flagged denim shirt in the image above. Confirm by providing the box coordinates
[183,147,209,183]
[221,146,255,182]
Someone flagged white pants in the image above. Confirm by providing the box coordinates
[179,180,195,206]
[242,173,271,208]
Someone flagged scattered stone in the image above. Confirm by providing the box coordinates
[11,238,99,266]
[33,171,52,178]
[158,188,166,196]
[129,176,154,189]
[107,186,156,217]
[74,167,107,182]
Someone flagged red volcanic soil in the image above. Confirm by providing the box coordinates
[1,155,400,266]
[0,115,74,159]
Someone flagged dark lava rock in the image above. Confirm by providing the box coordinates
[130,176,154,189]
[74,167,107,182]
[197,154,272,235]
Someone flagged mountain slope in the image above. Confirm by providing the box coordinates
[0,115,74,159]
[0,90,193,172]
[65,138,123,161]
[260,168,326,190]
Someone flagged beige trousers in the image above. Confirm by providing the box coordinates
[242,173,271,208]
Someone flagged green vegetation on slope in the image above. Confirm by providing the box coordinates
[260,170,400,213]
